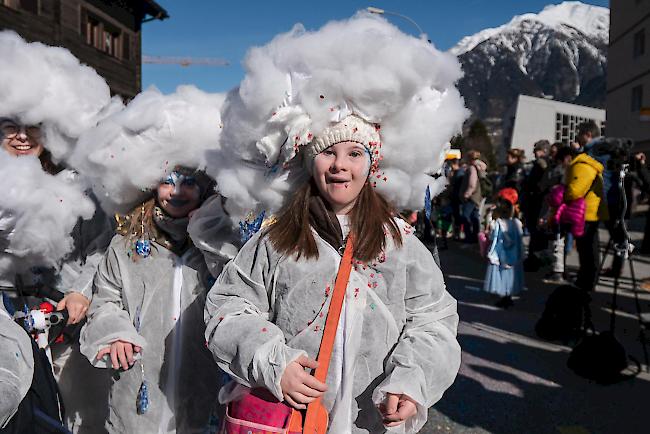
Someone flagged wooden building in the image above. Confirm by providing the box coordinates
[0,0,168,99]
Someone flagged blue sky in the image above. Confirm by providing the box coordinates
[142,1,609,94]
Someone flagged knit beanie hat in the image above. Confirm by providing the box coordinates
[303,114,381,174]
[498,187,519,206]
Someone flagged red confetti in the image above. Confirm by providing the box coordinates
[262,327,267,332]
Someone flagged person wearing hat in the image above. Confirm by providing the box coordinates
[205,114,460,433]
[200,14,466,433]
[0,31,118,433]
[522,139,550,271]
[74,84,234,433]
[79,167,224,433]
[483,187,525,308]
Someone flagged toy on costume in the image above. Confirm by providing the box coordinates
[0,30,119,434]
[74,86,236,434]
[202,12,468,434]
[483,188,525,308]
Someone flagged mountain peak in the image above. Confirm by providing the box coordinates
[450,1,609,56]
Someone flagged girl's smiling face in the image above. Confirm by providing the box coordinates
[156,172,201,218]
[312,141,370,215]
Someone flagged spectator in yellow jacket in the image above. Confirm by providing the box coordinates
[564,151,608,292]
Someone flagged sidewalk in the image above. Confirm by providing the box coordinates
[422,217,650,434]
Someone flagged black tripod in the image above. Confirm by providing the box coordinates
[596,163,649,370]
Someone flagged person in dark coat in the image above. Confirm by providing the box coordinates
[522,140,550,267]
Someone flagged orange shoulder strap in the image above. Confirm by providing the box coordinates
[302,235,355,433]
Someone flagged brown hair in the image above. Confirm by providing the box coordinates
[39,149,65,175]
[116,197,162,261]
[466,149,481,161]
[507,148,525,162]
[265,180,402,262]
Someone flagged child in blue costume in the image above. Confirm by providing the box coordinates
[483,188,525,308]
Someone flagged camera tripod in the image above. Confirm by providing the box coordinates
[596,163,649,370]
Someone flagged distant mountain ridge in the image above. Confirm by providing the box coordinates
[451,1,608,144]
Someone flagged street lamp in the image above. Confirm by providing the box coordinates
[366,6,428,41]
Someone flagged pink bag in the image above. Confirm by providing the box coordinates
[221,388,302,434]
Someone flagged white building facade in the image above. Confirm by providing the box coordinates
[503,94,605,162]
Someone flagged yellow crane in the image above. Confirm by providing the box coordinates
[142,56,230,67]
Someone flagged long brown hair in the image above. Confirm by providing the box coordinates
[116,197,162,260]
[265,180,402,262]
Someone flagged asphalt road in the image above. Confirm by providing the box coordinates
[421,227,650,434]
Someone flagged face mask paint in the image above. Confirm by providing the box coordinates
[165,171,197,195]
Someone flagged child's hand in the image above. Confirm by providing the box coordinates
[280,355,328,409]
[96,340,142,370]
[378,393,418,427]
[56,291,90,325]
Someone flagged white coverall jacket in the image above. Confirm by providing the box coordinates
[205,219,461,433]
[80,234,221,433]
[0,187,115,433]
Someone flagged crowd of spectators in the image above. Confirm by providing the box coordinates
[434,121,650,295]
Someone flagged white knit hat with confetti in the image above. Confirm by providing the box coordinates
[302,114,381,174]
[209,12,469,218]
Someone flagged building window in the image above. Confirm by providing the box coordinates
[86,15,102,49]
[2,0,36,12]
[554,113,603,145]
[632,85,644,112]
[634,29,646,58]
[83,10,125,60]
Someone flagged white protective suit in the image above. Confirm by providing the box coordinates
[80,233,222,434]
[187,195,240,279]
[0,300,34,428]
[0,187,115,433]
[205,219,461,433]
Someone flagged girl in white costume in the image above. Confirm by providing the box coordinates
[201,14,468,433]
[0,30,118,433]
[80,168,223,433]
[75,85,237,433]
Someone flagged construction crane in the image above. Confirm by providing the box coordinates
[142,55,230,67]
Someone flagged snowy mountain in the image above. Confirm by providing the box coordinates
[451,1,608,143]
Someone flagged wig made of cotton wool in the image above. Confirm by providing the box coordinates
[0,152,95,275]
[70,85,225,215]
[210,12,469,220]
[0,30,119,163]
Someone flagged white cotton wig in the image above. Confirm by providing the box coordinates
[69,85,225,214]
[0,30,119,162]
[0,152,95,274]
[210,12,469,218]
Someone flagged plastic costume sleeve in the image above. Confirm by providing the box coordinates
[204,232,307,401]
[0,300,34,428]
[187,195,240,279]
[371,235,461,434]
[79,242,146,367]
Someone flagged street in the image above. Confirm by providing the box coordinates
[423,222,650,434]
